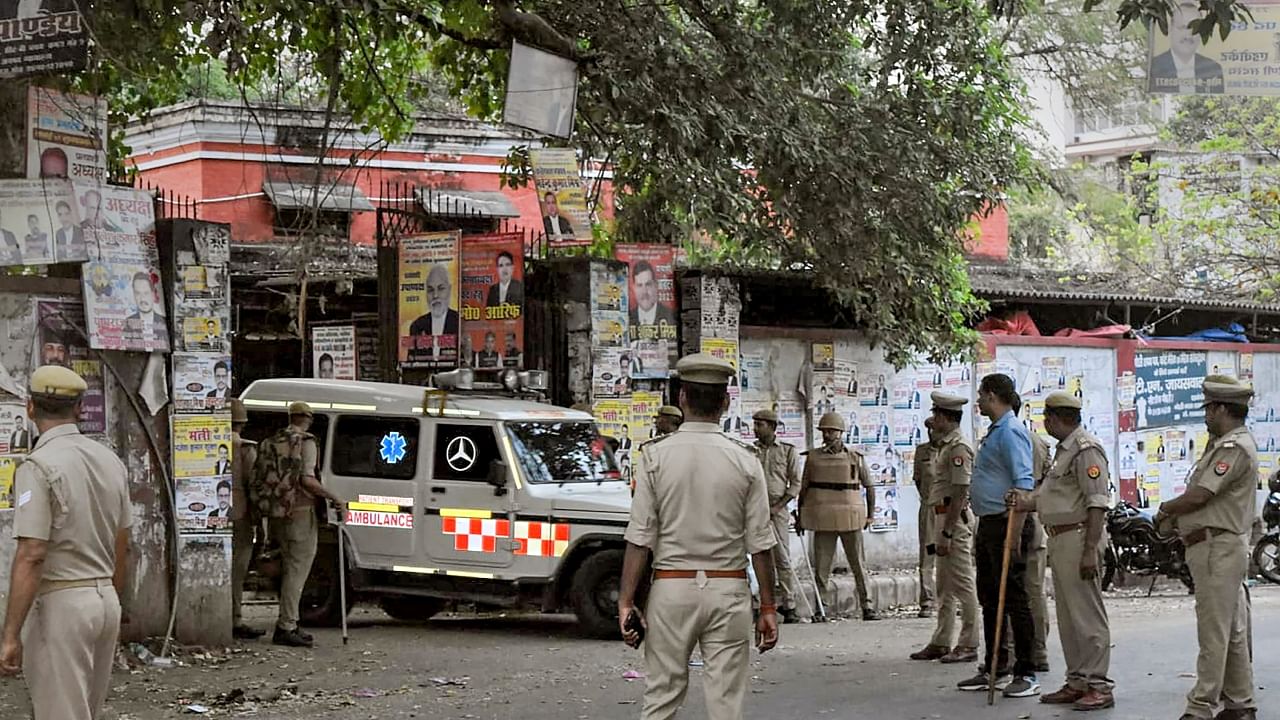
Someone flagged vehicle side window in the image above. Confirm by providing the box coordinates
[434,424,500,482]
[244,410,329,471]
[330,415,418,480]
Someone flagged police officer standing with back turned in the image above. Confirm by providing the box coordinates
[800,411,880,622]
[1156,376,1257,720]
[913,416,939,619]
[752,408,802,624]
[1008,391,1115,711]
[229,398,263,640]
[619,353,778,720]
[0,366,133,720]
[911,392,981,664]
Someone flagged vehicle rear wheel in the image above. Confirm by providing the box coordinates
[379,596,446,622]
[1253,535,1280,584]
[571,549,623,639]
[300,543,348,628]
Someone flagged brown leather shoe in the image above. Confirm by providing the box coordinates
[1072,689,1115,711]
[1040,685,1086,704]
[909,644,950,661]
[939,646,978,664]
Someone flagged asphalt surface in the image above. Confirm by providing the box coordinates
[1,584,1276,719]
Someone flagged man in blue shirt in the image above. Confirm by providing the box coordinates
[956,373,1040,699]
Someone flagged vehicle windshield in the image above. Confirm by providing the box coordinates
[505,421,622,484]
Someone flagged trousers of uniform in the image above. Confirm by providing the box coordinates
[269,507,318,631]
[22,579,120,720]
[1184,532,1254,718]
[918,503,937,610]
[642,576,753,720]
[768,509,800,610]
[975,514,1037,677]
[811,530,871,612]
[1024,515,1050,667]
[1047,528,1113,692]
[929,515,981,649]
[232,515,256,626]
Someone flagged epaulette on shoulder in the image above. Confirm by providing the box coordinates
[847,445,865,457]
[1221,440,1238,449]
[726,435,756,453]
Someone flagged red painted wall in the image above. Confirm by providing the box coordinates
[965,203,1009,261]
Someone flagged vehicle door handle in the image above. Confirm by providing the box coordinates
[430,486,447,494]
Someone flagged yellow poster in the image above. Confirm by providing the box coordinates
[701,338,739,370]
[398,231,461,368]
[172,415,233,480]
[631,391,662,442]
[1148,3,1280,96]
[529,149,592,248]
[0,456,16,510]
[811,342,834,372]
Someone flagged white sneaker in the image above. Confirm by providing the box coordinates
[1002,676,1041,698]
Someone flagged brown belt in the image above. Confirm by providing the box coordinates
[38,578,110,595]
[934,504,949,515]
[1046,522,1086,537]
[653,569,748,580]
[1182,527,1235,548]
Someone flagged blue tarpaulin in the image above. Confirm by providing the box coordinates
[1142,323,1250,344]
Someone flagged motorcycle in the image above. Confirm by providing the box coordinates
[1251,474,1280,584]
[1102,501,1194,595]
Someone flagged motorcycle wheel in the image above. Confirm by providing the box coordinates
[1253,536,1280,584]
[1101,546,1118,591]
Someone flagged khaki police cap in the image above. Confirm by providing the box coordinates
[657,405,683,420]
[817,411,846,431]
[1044,391,1082,410]
[930,391,967,412]
[29,365,87,398]
[752,408,780,424]
[288,401,314,417]
[229,398,249,423]
[1202,375,1253,406]
[674,353,735,385]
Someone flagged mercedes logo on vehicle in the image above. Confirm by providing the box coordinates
[445,435,477,472]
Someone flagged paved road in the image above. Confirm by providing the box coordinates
[2,585,1275,719]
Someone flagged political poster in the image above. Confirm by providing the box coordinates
[74,181,156,247]
[701,338,739,376]
[1135,350,1207,429]
[0,455,16,509]
[631,391,661,442]
[699,276,739,339]
[26,86,106,182]
[311,325,356,380]
[398,231,461,368]
[460,233,524,370]
[616,244,677,379]
[871,487,900,532]
[173,353,233,413]
[589,262,628,349]
[812,342,835,372]
[592,347,630,398]
[0,0,90,79]
[176,265,228,303]
[0,177,82,265]
[180,313,226,352]
[530,148,592,248]
[34,298,106,433]
[77,185,167,352]
[172,415,233,480]
[176,475,233,534]
[1147,2,1280,96]
[0,403,29,454]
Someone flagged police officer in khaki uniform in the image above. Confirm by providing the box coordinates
[229,398,263,639]
[263,401,343,647]
[1008,391,1114,711]
[654,405,683,436]
[911,392,980,663]
[619,353,778,720]
[913,417,938,618]
[752,408,802,623]
[1012,393,1052,673]
[800,411,880,622]
[1156,376,1257,720]
[0,366,132,720]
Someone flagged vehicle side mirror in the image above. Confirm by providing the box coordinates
[487,459,509,496]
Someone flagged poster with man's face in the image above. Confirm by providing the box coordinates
[399,231,461,368]
[460,233,524,370]
[311,325,356,380]
[173,353,233,412]
[617,244,677,379]
[34,298,106,432]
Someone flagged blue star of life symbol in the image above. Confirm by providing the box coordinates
[379,431,407,464]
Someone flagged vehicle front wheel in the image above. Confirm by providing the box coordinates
[1253,535,1280,584]
[571,549,623,639]
[379,596,446,622]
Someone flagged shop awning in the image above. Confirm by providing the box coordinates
[416,188,520,218]
[263,181,375,212]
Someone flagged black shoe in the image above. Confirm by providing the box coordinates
[233,624,265,640]
[1214,709,1258,720]
[779,607,800,624]
[272,627,314,647]
[812,613,828,623]
[862,608,882,621]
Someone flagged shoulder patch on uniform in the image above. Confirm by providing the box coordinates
[1215,461,1230,476]
[952,455,964,467]
[17,490,31,507]
[1086,465,1101,479]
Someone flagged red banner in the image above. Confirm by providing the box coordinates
[461,233,525,369]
